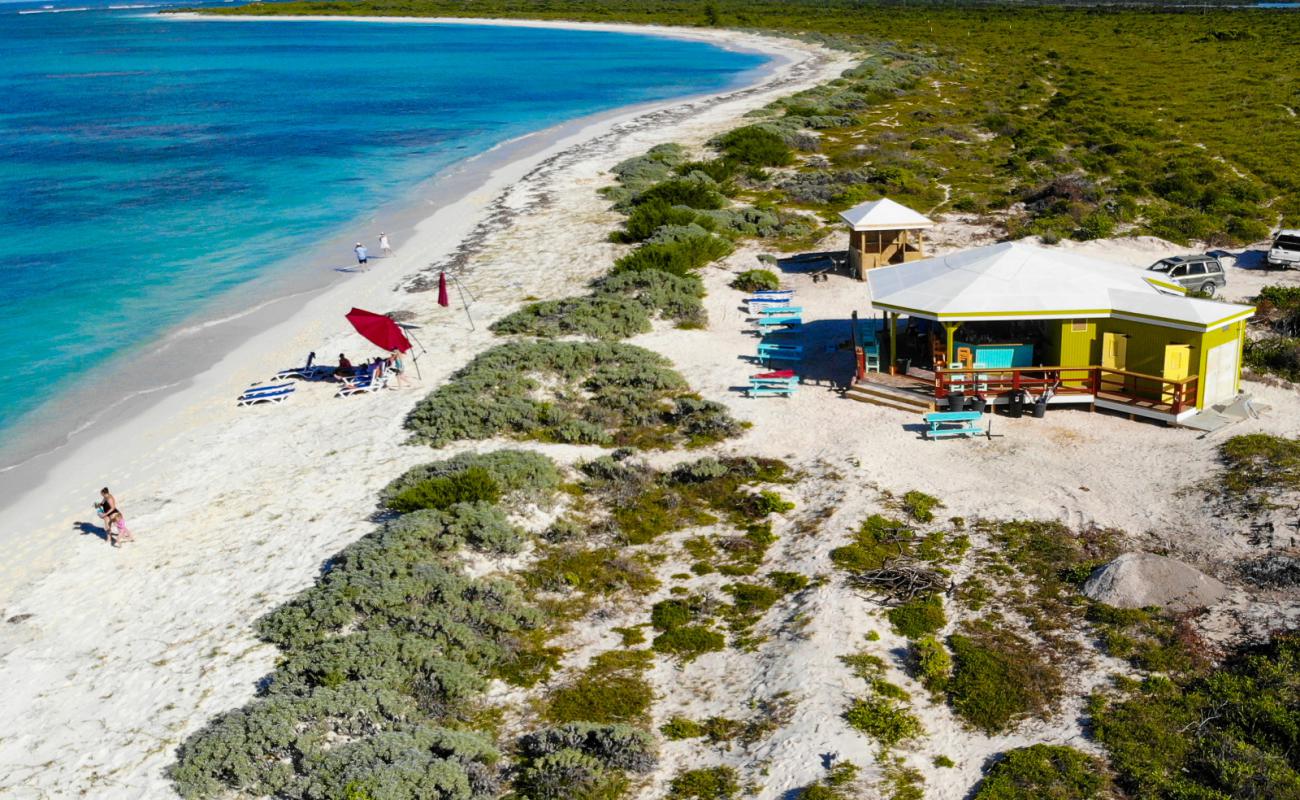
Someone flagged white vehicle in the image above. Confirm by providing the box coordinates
[1267,229,1300,269]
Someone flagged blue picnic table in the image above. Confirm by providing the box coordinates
[922,411,989,440]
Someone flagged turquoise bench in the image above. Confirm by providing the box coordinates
[755,305,803,317]
[748,376,797,397]
[757,343,803,363]
[923,410,989,440]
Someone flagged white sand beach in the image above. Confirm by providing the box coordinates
[3,15,1300,800]
[0,22,852,797]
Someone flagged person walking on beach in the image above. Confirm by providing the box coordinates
[378,232,392,257]
[387,349,410,388]
[354,242,368,271]
[96,487,134,547]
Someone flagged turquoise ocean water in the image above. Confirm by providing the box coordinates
[0,2,766,463]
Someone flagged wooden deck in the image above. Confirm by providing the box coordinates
[848,363,1201,424]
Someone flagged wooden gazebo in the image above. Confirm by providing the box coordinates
[839,198,934,280]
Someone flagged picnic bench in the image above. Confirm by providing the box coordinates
[756,316,802,329]
[923,411,990,440]
[747,373,798,397]
[756,342,803,363]
[754,305,803,317]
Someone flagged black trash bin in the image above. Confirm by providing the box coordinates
[948,392,965,412]
[965,395,983,413]
[1032,398,1047,418]
[1007,390,1025,418]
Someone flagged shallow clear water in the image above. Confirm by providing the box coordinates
[0,3,765,441]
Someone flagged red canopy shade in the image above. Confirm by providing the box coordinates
[345,307,412,353]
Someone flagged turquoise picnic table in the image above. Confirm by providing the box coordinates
[922,410,990,440]
[754,305,803,317]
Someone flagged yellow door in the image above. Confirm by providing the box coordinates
[1162,344,1191,404]
[1101,333,1128,391]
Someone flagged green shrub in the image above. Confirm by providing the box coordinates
[634,179,726,210]
[830,515,913,573]
[886,595,946,638]
[677,158,738,183]
[545,652,654,726]
[715,125,794,167]
[669,766,741,800]
[622,198,715,242]
[844,695,924,749]
[651,598,694,631]
[381,450,562,510]
[933,755,955,768]
[900,490,942,523]
[730,269,780,292]
[518,723,657,773]
[660,717,705,740]
[593,270,706,326]
[769,571,810,594]
[910,635,952,698]
[724,582,782,618]
[525,546,659,596]
[652,625,726,661]
[947,625,1062,733]
[613,234,733,277]
[972,745,1109,800]
[386,466,501,513]
[405,341,734,450]
[491,296,651,340]
[516,749,624,800]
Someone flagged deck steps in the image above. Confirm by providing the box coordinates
[844,381,936,413]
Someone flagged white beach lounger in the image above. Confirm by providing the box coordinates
[336,375,388,397]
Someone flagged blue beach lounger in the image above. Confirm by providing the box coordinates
[238,383,295,407]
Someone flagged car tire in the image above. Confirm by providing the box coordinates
[1200,282,1216,297]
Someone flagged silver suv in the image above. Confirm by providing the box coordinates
[1146,255,1227,297]
[1267,230,1300,269]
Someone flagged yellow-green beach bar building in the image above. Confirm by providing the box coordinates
[859,242,1254,423]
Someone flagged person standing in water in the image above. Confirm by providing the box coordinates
[378,232,392,257]
[354,242,368,270]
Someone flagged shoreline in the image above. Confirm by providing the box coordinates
[0,13,781,486]
[0,19,852,794]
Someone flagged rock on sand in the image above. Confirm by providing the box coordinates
[1083,552,1227,612]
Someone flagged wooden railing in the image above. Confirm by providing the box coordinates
[935,365,1199,415]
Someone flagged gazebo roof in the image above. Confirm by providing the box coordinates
[867,242,1253,332]
[838,198,934,231]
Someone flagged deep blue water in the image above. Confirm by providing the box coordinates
[0,2,765,443]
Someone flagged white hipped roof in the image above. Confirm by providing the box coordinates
[868,241,1254,332]
[839,197,934,231]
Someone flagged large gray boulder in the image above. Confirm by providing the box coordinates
[1083,552,1227,612]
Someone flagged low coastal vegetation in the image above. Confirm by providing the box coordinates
[174,3,1300,796]
[205,1,1299,245]
[404,341,739,449]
